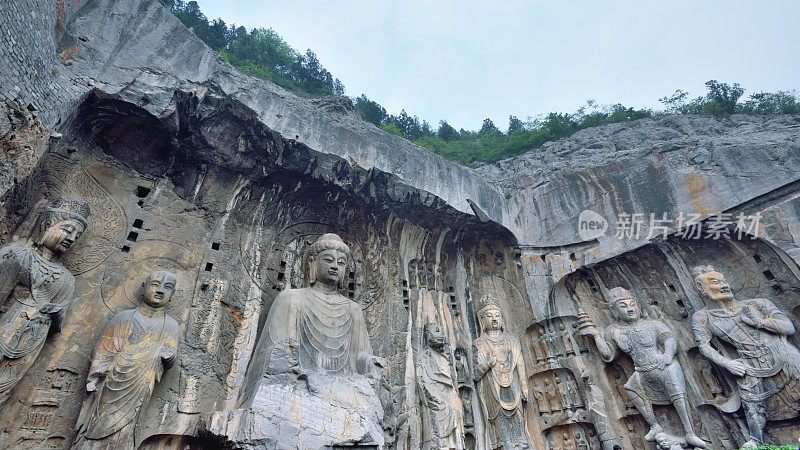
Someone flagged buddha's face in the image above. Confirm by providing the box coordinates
[313,249,348,285]
[39,219,85,254]
[425,324,446,349]
[611,295,640,322]
[655,433,670,449]
[695,271,734,303]
[481,308,503,331]
[143,272,176,308]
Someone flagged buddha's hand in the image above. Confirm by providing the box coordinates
[39,302,65,315]
[723,359,748,377]
[159,347,176,365]
[86,373,103,392]
[739,305,763,329]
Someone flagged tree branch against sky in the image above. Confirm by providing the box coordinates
[191,0,798,131]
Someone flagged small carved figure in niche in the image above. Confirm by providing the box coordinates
[533,379,551,414]
[545,377,561,412]
[417,322,465,449]
[655,432,684,450]
[459,387,475,429]
[577,288,706,448]
[454,346,469,385]
[560,373,581,410]
[534,325,549,363]
[575,431,590,450]
[561,431,577,450]
[559,322,576,356]
[555,377,567,410]
[691,265,800,449]
[0,196,89,406]
[257,233,374,376]
[472,296,530,449]
[75,270,179,449]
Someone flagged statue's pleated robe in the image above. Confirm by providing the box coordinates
[265,287,372,375]
[78,308,178,448]
[0,242,73,405]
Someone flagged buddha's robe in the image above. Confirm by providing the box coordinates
[78,307,178,448]
[418,347,465,449]
[265,287,372,375]
[0,242,74,405]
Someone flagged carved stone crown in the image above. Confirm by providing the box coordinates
[608,286,633,301]
[476,294,502,316]
[43,196,91,226]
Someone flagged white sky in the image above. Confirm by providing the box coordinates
[193,0,799,131]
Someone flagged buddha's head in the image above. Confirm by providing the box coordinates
[654,432,671,449]
[33,197,90,255]
[692,265,734,304]
[608,287,640,322]
[307,233,351,288]
[477,295,504,333]
[424,322,446,350]
[142,270,177,308]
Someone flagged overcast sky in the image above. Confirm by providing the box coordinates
[193,0,799,131]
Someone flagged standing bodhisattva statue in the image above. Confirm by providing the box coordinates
[76,270,179,449]
[691,265,800,449]
[417,322,465,449]
[577,287,706,448]
[0,196,89,407]
[472,296,531,450]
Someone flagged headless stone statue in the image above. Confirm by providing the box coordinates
[691,265,800,449]
[577,287,706,448]
[0,197,89,407]
[472,296,531,450]
[417,322,465,449]
[75,270,179,449]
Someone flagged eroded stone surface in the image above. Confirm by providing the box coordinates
[1,0,799,449]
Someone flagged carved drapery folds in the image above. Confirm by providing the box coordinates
[75,271,179,449]
[0,197,89,407]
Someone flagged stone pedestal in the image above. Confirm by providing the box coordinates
[202,373,384,449]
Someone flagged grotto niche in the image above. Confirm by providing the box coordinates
[2,0,800,447]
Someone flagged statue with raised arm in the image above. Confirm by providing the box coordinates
[0,196,89,407]
[691,265,800,449]
[472,295,530,450]
[75,270,179,449]
[577,287,705,448]
[417,322,465,449]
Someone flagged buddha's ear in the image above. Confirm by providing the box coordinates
[307,255,318,285]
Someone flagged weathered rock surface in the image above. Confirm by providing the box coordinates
[1,0,799,449]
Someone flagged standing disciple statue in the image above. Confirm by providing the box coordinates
[577,287,706,448]
[257,233,373,376]
[472,296,531,449]
[691,265,800,449]
[75,270,179,449]
[417,322,465,449]
[0,196,89,406]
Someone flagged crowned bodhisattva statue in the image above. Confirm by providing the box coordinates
[472,296,531,450]
[691,265,800,449]
[75,270,179,449]
[0,197,89,407]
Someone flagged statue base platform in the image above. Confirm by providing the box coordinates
[201,373,384,449]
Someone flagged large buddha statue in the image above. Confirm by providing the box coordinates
[0,196,89,407]
[221,233,383,448]
[260,233,373,376]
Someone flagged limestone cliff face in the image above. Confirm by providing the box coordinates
[1,1,799,449]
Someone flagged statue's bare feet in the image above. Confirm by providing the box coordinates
[644,424,663,441]
[685,435,707,448]
[740,440,758,450]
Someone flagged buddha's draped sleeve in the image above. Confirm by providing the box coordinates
[0,244,24,307]
[87,311,134,380]
[265,290,301,359]
[350,301,373,356]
